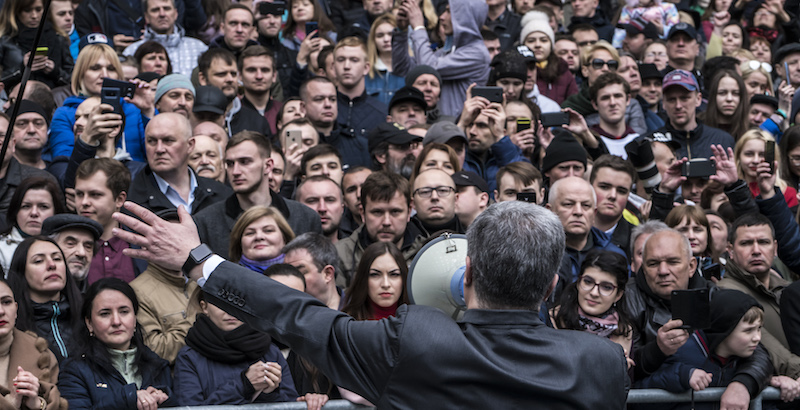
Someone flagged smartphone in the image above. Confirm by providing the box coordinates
[472,86,503,104]
[765,140,775,174]
[540,112,569,128]
[681,158,716,178]
[671,289,711,330]
[786,62,792,87]
[285,130,302,147]
[516,118,531,132]
[305,21,318,37]
[702,263,722,281]
[35,47,48,57]
[516,192,537,203]
[100,87,122,115]
[102,78,136,99]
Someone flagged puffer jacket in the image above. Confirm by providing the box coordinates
[33,298,77,364]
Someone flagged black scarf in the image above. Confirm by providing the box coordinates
[185,313,272,362]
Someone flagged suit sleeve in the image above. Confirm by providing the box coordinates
[202,261,404,404]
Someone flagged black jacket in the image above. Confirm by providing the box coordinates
[126,166,231,216]
[257,34,298,97]
[624,271,773,395]
[569,10,615,42]
[485,9,522,52]
[75,0,206,38]
[203,260,630,409]
[643,121,735,161]
[33,298,76,364]
[0,23,73,89]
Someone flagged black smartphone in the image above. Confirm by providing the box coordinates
[100,87,122,115]
[540,112,569,128]
[516,192,537,203]
[671,289,711,330]
[472,86,503,104]
[259,1,285,15]
[765,140,775,174]
[702,263,722,281]
[305,21,318,37]
[516,118,531,132]
[681,158,716,178]
[102,78,135,99]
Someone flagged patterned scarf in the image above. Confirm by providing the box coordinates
[239,254,285,274]
[577,307,620,338]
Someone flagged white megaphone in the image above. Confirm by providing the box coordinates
[407,233,468,320]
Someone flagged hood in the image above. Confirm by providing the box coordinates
[706,289,761,353]
[63,95,88,108]
[451,0,488,49]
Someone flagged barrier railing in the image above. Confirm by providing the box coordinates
[171,387,783,409]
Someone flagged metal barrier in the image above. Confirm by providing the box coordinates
[171,387,783,409]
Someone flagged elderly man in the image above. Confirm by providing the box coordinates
[368,122,423,180]
[189,135,225,183]
[283,232,345,310]
[410,169,464,235]
[116,197,629,408]
[41,213,103,292]
[547,176,626,286]
[154,74,195,119]
[625,229,773,407]
[13,100,50,170]
[127,113,231,215]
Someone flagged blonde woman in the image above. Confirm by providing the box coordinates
[365,14,406,105]
[735,129,798,208]
[740,60,774,101]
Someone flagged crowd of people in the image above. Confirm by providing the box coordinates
[0,0,798,407]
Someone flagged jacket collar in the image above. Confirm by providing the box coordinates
[143,25,184,48]
[461,309,543,325]
[145,262,186,288]
[224,189,291,220]
[724,258,787,298]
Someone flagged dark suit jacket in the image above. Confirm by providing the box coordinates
[126,166,231,216]
[203,261,630,409]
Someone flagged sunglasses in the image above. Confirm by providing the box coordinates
[745,60,773,73]
[589,58,619,71]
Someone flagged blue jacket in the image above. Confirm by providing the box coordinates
[756,188,800,274]
[365,69,406,106]
[58,346,176,410]
[49,95,149,162]
[465,135,528,197]
[173,343,298,405]
[332,91,387,169]
[636,331,742,410]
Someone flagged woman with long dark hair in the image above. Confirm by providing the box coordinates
[779,125,800,190]
[0,176,66,274]
[280,0,336,52]
[699,70,749,140]
[342,242,409,321]
[57,278,175,409]
[553,250,634,369]
[7,236,81,364]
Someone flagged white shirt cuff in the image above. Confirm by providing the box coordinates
[197,255,225,287]
[413,26,426,31]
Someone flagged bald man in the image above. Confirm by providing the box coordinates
[127,113,231,215]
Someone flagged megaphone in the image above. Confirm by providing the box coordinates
[407,233,467,320]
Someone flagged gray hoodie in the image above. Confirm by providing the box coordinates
[392,0,491,117]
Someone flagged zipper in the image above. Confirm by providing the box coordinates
[51,303,68,358]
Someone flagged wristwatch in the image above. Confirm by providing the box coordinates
[182,244,213,275]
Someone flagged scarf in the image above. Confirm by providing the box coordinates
[369,299,398,320]
[239,254,284,274]
[747,26,778,43]
[185,313,272,362]
[577,306,619,338]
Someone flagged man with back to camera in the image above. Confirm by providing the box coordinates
[114,198,629,409]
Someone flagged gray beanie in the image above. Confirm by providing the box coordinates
[405,65,443,87]
[155,74,195,104]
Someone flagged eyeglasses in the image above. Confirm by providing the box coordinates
[589,58,619,71]
[745,60,773,73]
[413,186,455,198]
[578,276,618,297]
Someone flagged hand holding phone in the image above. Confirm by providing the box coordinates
[765,140,775,174]
[671,289,711,330]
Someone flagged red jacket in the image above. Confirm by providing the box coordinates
[536,59,578,105]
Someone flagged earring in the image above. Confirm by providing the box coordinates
[89,331,94,337]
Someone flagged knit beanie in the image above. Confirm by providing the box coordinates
[155,74,195,104]
[541,133,588,174]
[17,100,49,125]
[490,51,528,82]
[705,289,762,353]
[520,11,555,45]
[405,65,443,87]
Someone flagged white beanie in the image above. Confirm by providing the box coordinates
[520,11,555,45]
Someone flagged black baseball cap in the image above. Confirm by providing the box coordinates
[639,63,662,81]
[619,17,659,40]
[389,86,427,112]
[451,171,490,193]
[193,86,227,115]
[667,22,697,41]
[367,122,422,152]
[750,94,779,110]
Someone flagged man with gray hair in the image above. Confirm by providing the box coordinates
[127,113,231,215]
[121,0,208,75]
[628,220,669,273]
[547,176,625,288]
[283,233,344,310]
[117,199,630,408]
[625,229,773,407]
[154,74,195,119]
